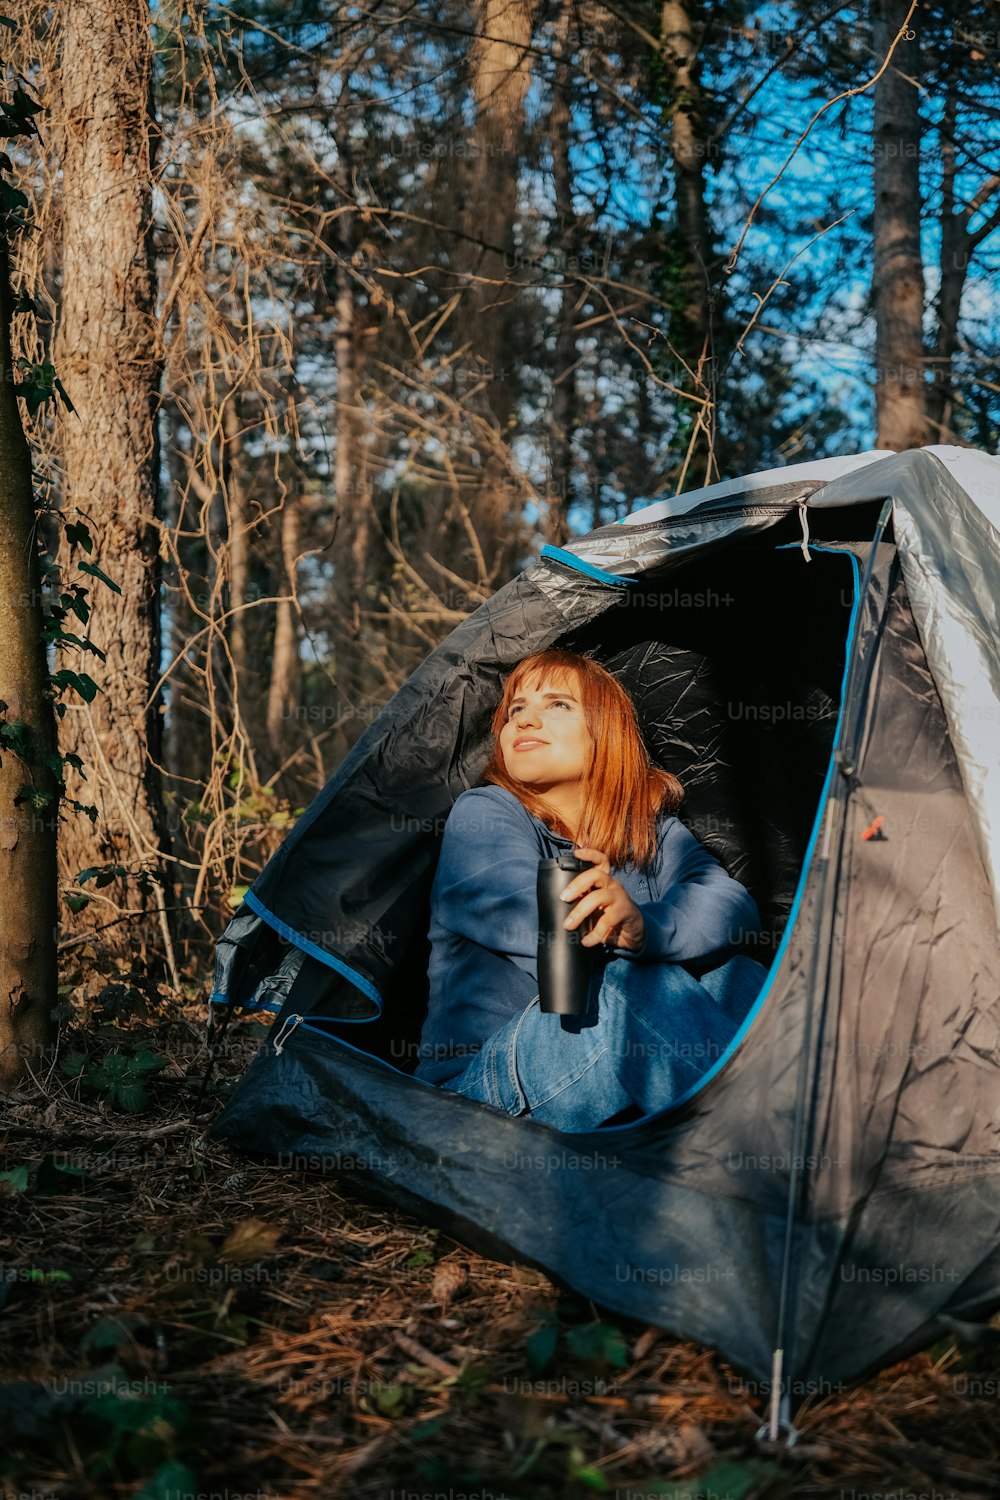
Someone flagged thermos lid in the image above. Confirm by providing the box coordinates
[538,852,588,872]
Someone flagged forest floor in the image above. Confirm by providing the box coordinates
[2,960,1000,1500]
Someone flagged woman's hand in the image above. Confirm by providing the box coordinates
[561,846,646,953]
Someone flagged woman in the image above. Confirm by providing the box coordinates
[414,648,768,1128]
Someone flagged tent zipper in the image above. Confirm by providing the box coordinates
[273,1014,304,1054]
[584,481,826,539]
[578,499,802,541]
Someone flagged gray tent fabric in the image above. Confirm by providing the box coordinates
[206,446,1000,1423]
[806,448,1000,934]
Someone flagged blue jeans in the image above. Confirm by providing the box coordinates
[445,954,768,1130]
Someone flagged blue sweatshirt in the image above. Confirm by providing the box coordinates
[414,784,760,1085]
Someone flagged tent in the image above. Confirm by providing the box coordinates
[206,445,1000,1433]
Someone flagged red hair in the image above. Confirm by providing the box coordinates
[480,649,683,871]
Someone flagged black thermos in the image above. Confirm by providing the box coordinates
[537,853,596,1015]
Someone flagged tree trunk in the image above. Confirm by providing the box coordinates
[0,243,58,1091]
[659,0,717,484]
[266,485,301,759]
[328,103,370,735]
[872,0,926,450]
[467,0,537,449]
[546,0,577,546]
[52,0,167,960]
[335,244,365,705]
[925,46,1000,443]
[223,398,249,691]
[468,0,536,372]
[162,412,204,802]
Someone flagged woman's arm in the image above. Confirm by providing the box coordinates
[611,818,760,965]
[430,787,542,975]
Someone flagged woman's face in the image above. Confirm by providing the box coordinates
[498,672,593,793]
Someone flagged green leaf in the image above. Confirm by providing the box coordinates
[565,1321,629,1369]
[135,1461,199,1500]
[83,1378,189,1439]
[115,1079,150,1112]
[130,1050,169,1075]
[18,362,53,414]
[14,784,53,812]
[66,590,90,624]
[71,671,101,700]
[405,1248,435,1268]
[35,1154,88,1194]
[90,1054,132,1087]
[7,87,43,120]
[56,631,106,662]
[78,560,121,595]
[0,719,31,754]
[64,521,93,553]
[48,668,101,702]
[64,892,91,913]
[53,376,77,414]
[453,1363,489,1401]
[84,1049,166,1113]
[0,179,27,209]
[60,1049,88,1077]
[568,1448,610,1490]
[526,1319,558,1374]
[80,1316,132,1354]
[74,863,128,888]
[368,1382,418,1418]
[43,602,68,629]
[0,1166,29,1194]
[64,797,98,821]
[410,1415,447,1441]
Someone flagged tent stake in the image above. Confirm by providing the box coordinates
[757,1351,798,1447]
[767,1347,783,1439]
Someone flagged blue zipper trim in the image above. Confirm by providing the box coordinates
[540,544,636,586]
[242,888,383,1017]
[278,1014,411,1063]
[210,988,287,1017]
[596,542,862,1129]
